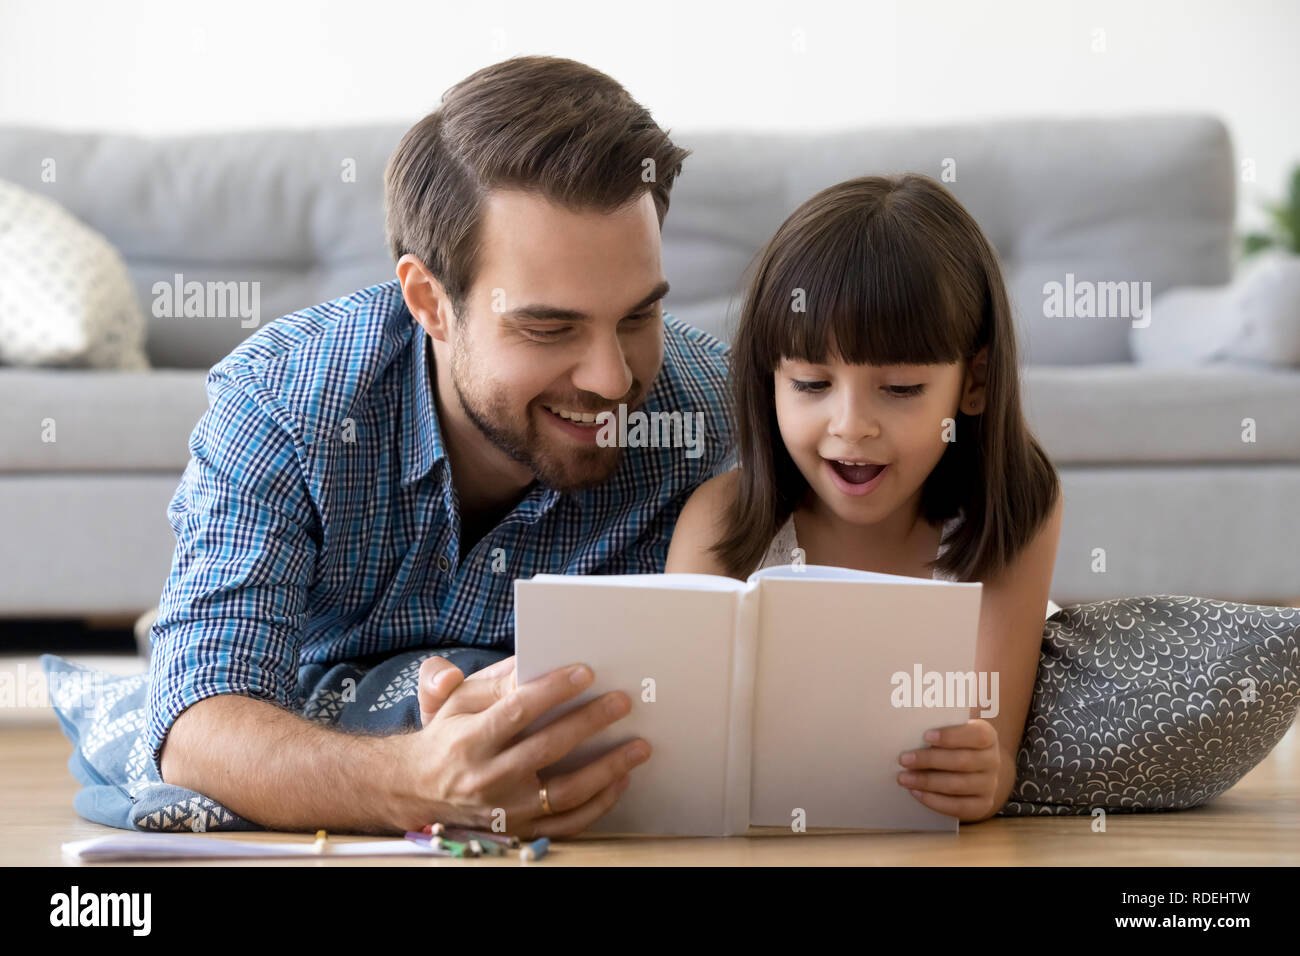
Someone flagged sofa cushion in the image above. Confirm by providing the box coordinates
[667,115,1234,362]
[1,116,1234,367]
[0,368,207,471]
[0,180,149,369]
[1022,364,1300,464]
[0,126,404,369]
[4,362,1298,472]
[1130,251,1300,369]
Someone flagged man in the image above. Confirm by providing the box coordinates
[149,56,732,838]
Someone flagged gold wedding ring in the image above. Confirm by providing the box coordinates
[539,784,553,815]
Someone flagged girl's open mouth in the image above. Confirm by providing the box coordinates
[824,459,889,496]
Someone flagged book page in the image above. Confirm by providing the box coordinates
[514,576,748,836]
[528,572,747,592]
[748,573,982,832]
[750,563,945,585]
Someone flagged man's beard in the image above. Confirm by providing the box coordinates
[448,329,640,493]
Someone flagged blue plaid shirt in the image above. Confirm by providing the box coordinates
[145,279,732,776]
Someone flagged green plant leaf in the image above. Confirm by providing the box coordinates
[1283,166,1300,251]
[1240,232,1277,256]
[1287,165,1300,216]
[1264,201,1298,249]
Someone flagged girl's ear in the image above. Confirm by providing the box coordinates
[960,346,989,415]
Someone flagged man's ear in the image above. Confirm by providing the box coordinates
[960,345,989,416]
[396,254,457,344]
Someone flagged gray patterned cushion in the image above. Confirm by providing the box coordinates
[998,595,1300,815]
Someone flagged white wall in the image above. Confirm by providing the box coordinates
[0,0,1295,228]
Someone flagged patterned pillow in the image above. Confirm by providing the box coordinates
[41,646,508,832]
[998,595,1300,815]
[0,179,148,369]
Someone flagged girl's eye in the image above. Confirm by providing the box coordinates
[790,379,829,393]
[790,381,925,396]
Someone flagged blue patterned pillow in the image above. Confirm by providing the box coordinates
[998,595,1300,815]
[41,646,508,832]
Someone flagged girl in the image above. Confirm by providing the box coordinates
[666,174,1064,824]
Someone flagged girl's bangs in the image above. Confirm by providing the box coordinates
[761,213,969,370]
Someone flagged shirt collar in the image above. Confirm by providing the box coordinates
[397,317,566,521]
[400,323,447,487]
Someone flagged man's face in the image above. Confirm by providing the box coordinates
[444,189,667,493]
[773,355,970,527]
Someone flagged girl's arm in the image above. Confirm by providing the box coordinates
[906,490,1064,823]
[665,469,740,577]
[970,489,1066,819]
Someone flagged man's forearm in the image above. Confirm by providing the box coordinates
[159,694,413,834]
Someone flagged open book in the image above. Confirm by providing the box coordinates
[514,564,982,837]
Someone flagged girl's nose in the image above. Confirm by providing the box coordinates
[828,390,879,442]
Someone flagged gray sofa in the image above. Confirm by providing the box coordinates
[2,114,1297,618]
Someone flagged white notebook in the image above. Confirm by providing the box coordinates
[61,833,442,861]
[514,564,982,837]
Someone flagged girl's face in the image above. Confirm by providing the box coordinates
[773,355,979,529]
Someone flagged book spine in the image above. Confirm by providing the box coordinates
[722,583,760,835]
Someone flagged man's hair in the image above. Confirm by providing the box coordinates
[384,56,691,315]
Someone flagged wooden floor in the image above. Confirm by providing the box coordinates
[3,714,1297,866]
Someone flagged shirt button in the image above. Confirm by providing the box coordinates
[437,555,450,572]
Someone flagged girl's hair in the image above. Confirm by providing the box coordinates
[713,174,1060,582]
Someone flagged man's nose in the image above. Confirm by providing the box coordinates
[571,331,634,401]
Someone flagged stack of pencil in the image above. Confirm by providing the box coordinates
[403,824,550,861]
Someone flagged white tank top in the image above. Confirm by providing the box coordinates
[753,513,1062,619]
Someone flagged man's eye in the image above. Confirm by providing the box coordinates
[524,327,571,341]
[791,380,829,393]
[885,385,925,397]
[524,312,654,341]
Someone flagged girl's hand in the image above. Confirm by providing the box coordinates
[897,719,1002,822]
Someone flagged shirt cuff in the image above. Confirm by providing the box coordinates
[146,630,297,781]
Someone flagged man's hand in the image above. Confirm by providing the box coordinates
[418,655,514,726]
[396,657,650,839]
